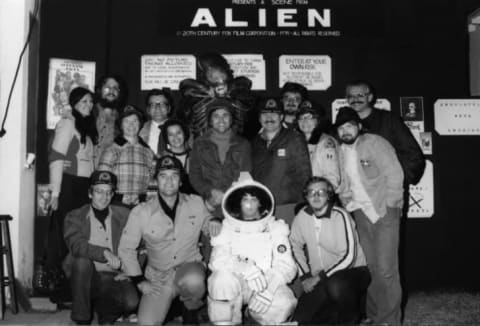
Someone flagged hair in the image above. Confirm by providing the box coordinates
[116,105,145,133]
[296,100,330,144]
[280,82,309,101]
[69,87,98,145]
[94,74,128,111]
[145,88,175,117]
[345,79,377,104]
[224,185,273,219]
[303,176,335,203]
[161,119,190,148]
[197,53,234,84]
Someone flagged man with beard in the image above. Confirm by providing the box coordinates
[251,98,311,225]
[334,107,404,326]
[280,82,309,129]
[94,75,128,165]
[345,80,424,186]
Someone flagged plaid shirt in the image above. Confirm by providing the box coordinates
[98,137,155,195]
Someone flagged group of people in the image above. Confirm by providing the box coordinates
[45,53,425,325]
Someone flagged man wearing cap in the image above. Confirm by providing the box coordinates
[280,82,309,128]
[118,155,221,325]
[63,170,139,325]
[189,98,252,217]
[251,97,311,225]
[345,80,425,186]
[334,106,404,325]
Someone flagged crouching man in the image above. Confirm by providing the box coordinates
[208,177,297,325]
[63,170,139,325]
[118,155,221,325]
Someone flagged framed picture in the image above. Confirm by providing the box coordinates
[400,96,424,121]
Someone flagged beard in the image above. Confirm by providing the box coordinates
[98,96,124,111]
[340,134,357,145]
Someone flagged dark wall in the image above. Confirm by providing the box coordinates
[37,0,480,291]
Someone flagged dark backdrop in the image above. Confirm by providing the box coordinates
[36,0,480,292]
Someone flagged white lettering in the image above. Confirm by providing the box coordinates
[278,9,297,27]
[191,8,217,27]
[258,8,266,27]
[225,8,248,27]
[308,8,331,27]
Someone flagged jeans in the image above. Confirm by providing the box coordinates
[70,257,139,324]
[353,208,402,325]
[293,266,371,325]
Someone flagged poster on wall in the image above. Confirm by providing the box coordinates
[419,132,433,155]
[408,160,434,218]
[141,55,196,90]
[331,99,391,121]
[46,58,96,130]
[279,55,331,90]
[434,99,480,135]
[37,184,51,217]
[223,54,266,90]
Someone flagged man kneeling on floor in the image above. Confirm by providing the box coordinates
[208,176,298,325]
[63,170,139,325]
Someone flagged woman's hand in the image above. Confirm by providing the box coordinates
[49,196,59,211]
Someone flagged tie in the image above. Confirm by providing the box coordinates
[157,125,166,155]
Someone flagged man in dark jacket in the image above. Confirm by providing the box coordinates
[345,80,425,185]
[63,170,139,324]
[251,98,312,225]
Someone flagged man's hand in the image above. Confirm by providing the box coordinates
[301,275,320,293]
[209,219,222,237]
[49,196,59,211]
[137,280,163,296]
[103,250,121,270]
[248,290,274,314]
[113,272,129,281]
[210,189,224,206]
[244,264,267,293]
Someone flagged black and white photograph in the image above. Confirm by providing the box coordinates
[0,0,480,325]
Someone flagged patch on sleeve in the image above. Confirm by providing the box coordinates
[277,244,287,253]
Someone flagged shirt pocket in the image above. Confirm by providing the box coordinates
[144,225,168,245]
[359,158,380,179]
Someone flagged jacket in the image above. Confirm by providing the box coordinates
[252,127,312,205]
[290,205,366,280]
[139,120,167,156]
[118,193,212,276]
[63,204,130,264]
[362,108,425,185]
[189,130,252,198]
[338,133,404,218]
[310,133,341,190]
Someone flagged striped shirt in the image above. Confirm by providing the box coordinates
[290,205,366,279]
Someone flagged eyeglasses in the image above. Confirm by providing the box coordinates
[103,86,120,92]
[305,189,329,198]
[346,93,369,100]
[93,188,114,196]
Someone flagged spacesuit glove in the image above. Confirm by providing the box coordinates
[244,264,267,293]
[248,289,274,314]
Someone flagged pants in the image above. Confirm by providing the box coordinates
[293,267,371,325]
[353,208,402,325]
[70,257,139,324]
[208,271,297,325]
[138,262,206,325]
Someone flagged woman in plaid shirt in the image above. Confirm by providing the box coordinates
[98,106,155,209]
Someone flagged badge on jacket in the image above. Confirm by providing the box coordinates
[277,148,286,157]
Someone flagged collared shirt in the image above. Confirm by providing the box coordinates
[98,137,155,196]
[118,193,212,277]
[341,143,380,223]
[88,208,114,272]
[147,120,161,155]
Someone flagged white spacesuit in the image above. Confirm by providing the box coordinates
[207,178,298,325]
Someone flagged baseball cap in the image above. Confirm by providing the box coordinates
[90,170,117,188]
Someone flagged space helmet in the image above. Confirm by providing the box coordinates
[222,175,275,233]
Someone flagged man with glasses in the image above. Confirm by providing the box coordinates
[345,80,425,186]
[290,176,370,325]
[139,88,174,157]
[63,170,139,324]
[334,107,404,325]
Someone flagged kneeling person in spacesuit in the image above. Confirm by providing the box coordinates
[208,178,298,325]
